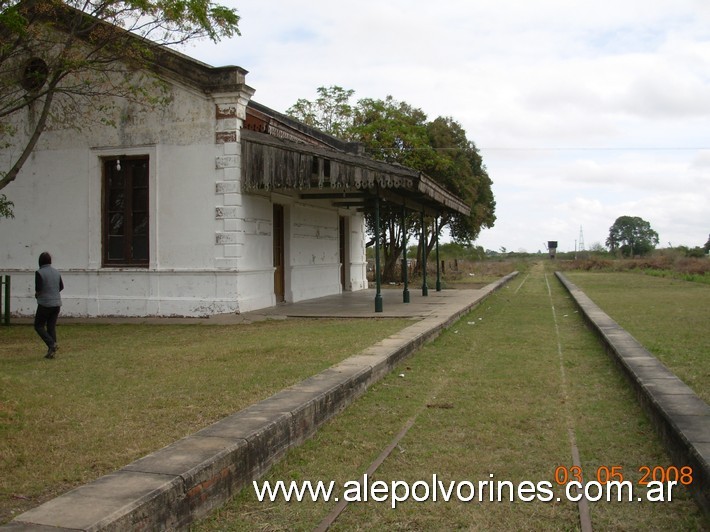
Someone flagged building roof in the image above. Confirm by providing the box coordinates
[243,102,471,216]
[10,0,254,96]
[13,1,470,216]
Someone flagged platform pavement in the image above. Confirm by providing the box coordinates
[2,273,519,531]
[10,282,496,325]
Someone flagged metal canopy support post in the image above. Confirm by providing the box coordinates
[420,211,428,296]
[402,205,410,303]
[435,216,442,291]
[374,193,383,312]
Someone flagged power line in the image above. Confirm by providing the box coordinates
[478,147,709,151]
[365,146,710,153]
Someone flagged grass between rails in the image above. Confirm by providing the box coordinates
[0,318,411,524]
[196,263,706,530]
[563,271,710,404]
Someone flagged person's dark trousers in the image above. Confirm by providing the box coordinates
[35,304,60,353]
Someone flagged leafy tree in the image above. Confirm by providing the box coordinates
[704,233,710,254]
[589,242,607,254]
[291,91,441,280]
[605,216,659,257]
[288,86,496,281]
[286,86,355,140]
[423,116,495,245]
[0,0,241,212]
[437,242,486,261]
[351,96,439,169]
[351,96,440,280]
[681,246,706,258]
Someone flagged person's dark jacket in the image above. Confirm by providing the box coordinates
[35,265,64,307]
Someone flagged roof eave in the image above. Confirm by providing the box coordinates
[240,129,471,216]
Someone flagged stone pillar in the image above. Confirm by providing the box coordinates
[212,88,254,270]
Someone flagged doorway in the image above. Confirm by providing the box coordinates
[273,204,285,302]
[339,216,348,290]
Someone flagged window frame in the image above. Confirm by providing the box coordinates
[101,155,150,268]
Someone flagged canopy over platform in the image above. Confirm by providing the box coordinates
[241,102,470,217]
[241,101,470,312]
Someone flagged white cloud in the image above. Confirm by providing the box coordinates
[184,0,710,251]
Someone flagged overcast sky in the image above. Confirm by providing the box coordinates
[187,0,709,252]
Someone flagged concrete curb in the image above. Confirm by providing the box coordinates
[4,272,517,531]
[556,272,710,518]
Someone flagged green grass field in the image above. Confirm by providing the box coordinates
[2,265,707,529]
[0,318,411,524]
[562,270,709,404]
[195,264,707,530]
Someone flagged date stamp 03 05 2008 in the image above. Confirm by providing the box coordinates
[553,465,693,503]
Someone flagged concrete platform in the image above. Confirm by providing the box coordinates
[12,285,491,325]
[3,275,518,531]
[557,272,710,519]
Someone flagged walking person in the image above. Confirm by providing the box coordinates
[34,252,64,359]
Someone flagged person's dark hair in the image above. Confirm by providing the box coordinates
[38,252,52,267]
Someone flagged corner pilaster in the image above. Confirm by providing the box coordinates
[212,85,255,269]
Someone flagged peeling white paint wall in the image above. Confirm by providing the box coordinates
[1,70,368,317]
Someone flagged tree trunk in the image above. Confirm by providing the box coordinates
[381,217,403,282]
[0,81,57,191]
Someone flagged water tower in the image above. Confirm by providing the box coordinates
[547,241,558,259]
